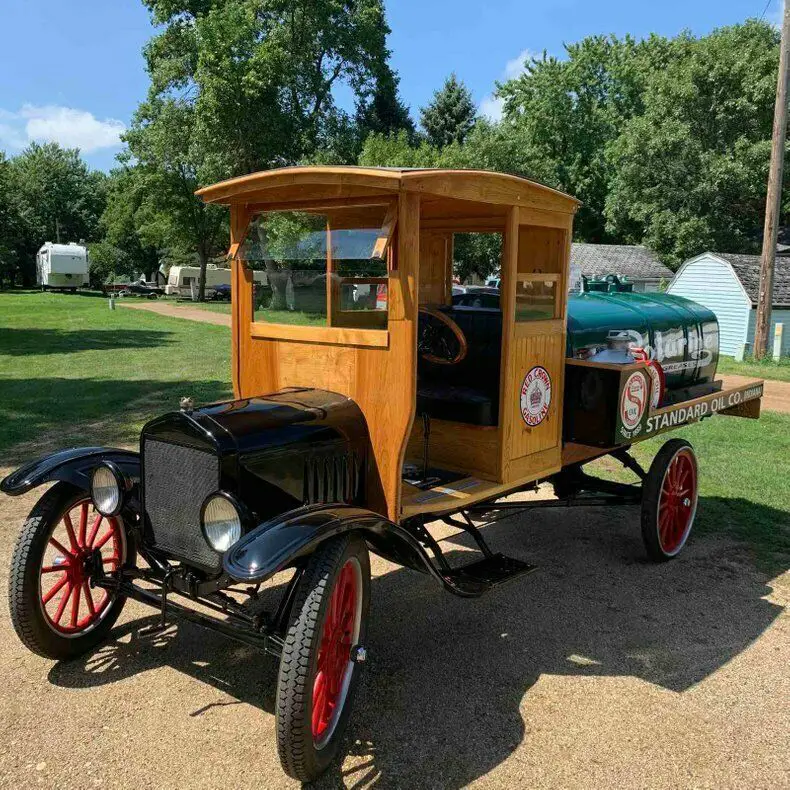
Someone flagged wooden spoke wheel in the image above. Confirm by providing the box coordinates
[8,483,132,660]
[418,306,468,365]
[276,534,370,782]
[641,439,698,561]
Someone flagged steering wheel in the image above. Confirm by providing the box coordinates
[418,306,468,365]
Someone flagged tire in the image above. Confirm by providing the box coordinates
[8,483,133,660]
[641,439,698,562]
[276,534,370,782]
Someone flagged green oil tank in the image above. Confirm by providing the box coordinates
[567,288,719,390]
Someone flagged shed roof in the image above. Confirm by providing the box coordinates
[708,253,790,309]
[570,243,673,281]
[197,165,579,212]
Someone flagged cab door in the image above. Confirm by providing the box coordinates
[498,208,573,483]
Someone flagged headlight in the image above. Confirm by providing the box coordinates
[90,462,124,516]
[201,493,242,552]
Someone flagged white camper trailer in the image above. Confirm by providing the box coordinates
[36,242,90,291]
[165,263,266,298]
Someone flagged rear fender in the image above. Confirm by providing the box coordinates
[0,447,140,496]
[224,504,445,588]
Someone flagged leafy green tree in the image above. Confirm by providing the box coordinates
[141,0,400,174]
[355,64,415,141]
[497,36,676,241]
[124,99,226,301]
[452,233,502,283]
[0,152,22,289]
[99,167,164,283]
[3,143,106,286]
[420,73,477,148]
[130,0,403,297]
[605,21,784,264]
[358,129,439,168]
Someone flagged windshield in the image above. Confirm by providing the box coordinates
[236,204,394,330]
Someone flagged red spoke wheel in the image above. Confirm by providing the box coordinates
[276,534,370,782]
[8,483,133,660]
[641,439,699,561]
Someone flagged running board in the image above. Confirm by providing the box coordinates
[440,553,537,597]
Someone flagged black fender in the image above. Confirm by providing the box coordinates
[224,503,469,594]
[0,447,140,496]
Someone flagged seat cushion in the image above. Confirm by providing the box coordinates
[417,383,497,427]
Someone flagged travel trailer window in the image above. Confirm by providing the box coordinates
[237,203,392,330]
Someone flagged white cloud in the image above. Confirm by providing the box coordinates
[480,49,535,122]
[0,105,125,153]
[479,96,505,122]
[504,49,534,79]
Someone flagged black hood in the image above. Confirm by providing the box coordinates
[141,388,370,523]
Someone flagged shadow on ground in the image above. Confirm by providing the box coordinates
[0,377,231,465]
[0,327,175,356]
[47,498,786,788]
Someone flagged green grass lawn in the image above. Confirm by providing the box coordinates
[0,291,232,462]
[718,354,790,382]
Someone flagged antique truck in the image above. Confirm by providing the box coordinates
[2,167,764,782]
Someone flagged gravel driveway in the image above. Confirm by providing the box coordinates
[0,478,787,790]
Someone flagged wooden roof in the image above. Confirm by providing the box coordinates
[196,166,580,213]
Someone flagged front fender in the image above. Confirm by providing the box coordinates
[224,503,447,589]
[0,447,140,496]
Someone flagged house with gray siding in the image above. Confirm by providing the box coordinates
[668,252,790,357]
[571,243,674,292]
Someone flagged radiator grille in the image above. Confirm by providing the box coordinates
[143,439,220,570]
[303,452,358,505]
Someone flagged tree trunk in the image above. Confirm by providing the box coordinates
[197,246,208,302]
[266,262,289,310]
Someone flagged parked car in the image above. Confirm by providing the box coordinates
[120,281,164,299]
[452,286,500,309]
[212,283,232,301]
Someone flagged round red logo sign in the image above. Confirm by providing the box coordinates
[520,366,552,426]
[620,371,648,430]
[646,360,665,409]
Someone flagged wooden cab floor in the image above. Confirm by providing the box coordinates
[400,467,524,519]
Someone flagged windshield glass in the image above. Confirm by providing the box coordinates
[236,204,392,330]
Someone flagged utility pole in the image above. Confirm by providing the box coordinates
[755,1,790,358]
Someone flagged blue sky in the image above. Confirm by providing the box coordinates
[0,0,782,171]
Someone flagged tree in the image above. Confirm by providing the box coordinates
[355,63,415,142]
[141,0,401,174]
[130,0,403,297]
[497,36,677,241]
[100,167,164,282]
[605,21,784,264]
[420,73,477,148]
[0,152,21,289]
[3,143,107,286]
[358,129,439,168]
[124,99,226,301]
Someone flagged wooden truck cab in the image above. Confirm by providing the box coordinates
[197,166,580,522]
